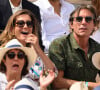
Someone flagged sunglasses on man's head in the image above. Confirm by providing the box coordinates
[15,20,33,28]
[72,16,94,23]
[7,51,26,59]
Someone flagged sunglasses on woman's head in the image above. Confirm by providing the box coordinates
[72,16,94,23]
[7,51,26,59]
[15,20,33,28]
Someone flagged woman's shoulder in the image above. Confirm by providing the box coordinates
[0,72,5,77]
[0,72,7,81]
[0,72,7,90]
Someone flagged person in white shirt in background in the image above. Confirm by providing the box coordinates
[90,0,100,43]
[33,0,75,53]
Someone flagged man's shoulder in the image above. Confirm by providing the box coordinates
[54,35,68,42]
[51,35,68,46]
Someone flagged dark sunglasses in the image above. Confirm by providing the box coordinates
[73,16,94,23]
[15,20,33,28]
[7,52,26,59]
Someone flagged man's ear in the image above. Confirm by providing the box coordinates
[69,22,74,31]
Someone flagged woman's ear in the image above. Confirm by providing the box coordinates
[11,28,15,38]
[2,55,6,65]
[2,59,6,63]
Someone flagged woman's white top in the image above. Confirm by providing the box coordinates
[0,72,8,90]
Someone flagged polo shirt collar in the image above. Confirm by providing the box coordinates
[70,32,80,49]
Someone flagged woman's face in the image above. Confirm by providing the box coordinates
[3,49,26,75]
[14,14,33,43]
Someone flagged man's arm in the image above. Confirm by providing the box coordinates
[52,70,100,89]
[52,70,79,89]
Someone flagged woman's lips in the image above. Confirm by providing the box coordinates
[13,64,19,67]
[21,31,29,35]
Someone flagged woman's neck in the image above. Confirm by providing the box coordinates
[18,39,26,46]
[6,72,21,82]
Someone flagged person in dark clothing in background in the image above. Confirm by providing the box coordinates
[0,0,44,50]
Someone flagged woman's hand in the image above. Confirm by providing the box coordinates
[25,34,40,49]
[5,80,16,90]
[40,70,55,90]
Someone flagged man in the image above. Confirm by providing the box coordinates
[33,0,75,52]
[0,0,44,50]
[49,5,100,90]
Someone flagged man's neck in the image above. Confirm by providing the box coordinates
[73,34,89,56]
[10,0,21,7]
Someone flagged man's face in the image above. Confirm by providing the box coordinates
[71,9,95,38]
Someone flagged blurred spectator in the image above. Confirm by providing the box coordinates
[0,0,41,30]
[91,0,100,18]
[90,0,100,43]
[33,0,75,53]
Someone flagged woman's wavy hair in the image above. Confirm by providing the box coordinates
[0,9,40,46]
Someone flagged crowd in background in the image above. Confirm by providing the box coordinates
[0,0,100,90]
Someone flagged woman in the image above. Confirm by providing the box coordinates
[0,9,57,88]
[0,39,37,89]
[0,39,55,90]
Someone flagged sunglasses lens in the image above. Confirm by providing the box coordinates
[8,52,15,59]
[75,16,93,23]
[26,21,33,28]
[16,21,25,27]
[76,17,83,22]
[16,20,32,28]
[85,17,93,22]
[7,52,25,59]
[17,52,25,59]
